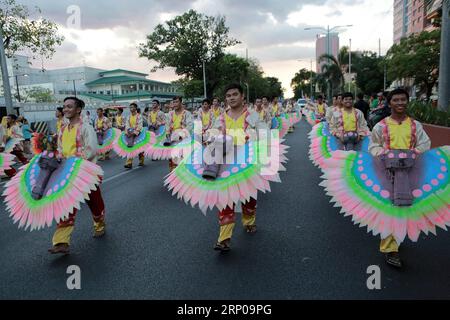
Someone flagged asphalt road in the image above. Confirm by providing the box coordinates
[1,119,450,300]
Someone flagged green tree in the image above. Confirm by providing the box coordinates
[0,0,64,59]
[318,46,360,97]
[212,54,250,98]
[386,29,441,98]
[24,86,54,103]
[139,9,240,97]
[264,77,283,99]
[353,51,388,95]
[291,68,316,99]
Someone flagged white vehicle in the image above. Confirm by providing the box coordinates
[296,99,307,109]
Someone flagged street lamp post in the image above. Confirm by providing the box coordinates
[64,78,84,97]
[202,60,207,99]
[310,59,313,99]
[0,27,14,114]
[305,24,353,102]
[9,74,29,102]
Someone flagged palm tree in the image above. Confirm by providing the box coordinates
[319,46,355,96]
[320,56,344,96]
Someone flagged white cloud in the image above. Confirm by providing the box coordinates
[25,0,394,97]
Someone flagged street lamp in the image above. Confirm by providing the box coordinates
[64,78,84,97]
[9,74,29,102]
[304,24,353,101]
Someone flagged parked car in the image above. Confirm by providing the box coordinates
[297,99,307,109]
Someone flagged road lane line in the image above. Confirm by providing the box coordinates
[103,166,143,183]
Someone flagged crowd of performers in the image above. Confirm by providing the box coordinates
[305,89,449,268]
[1,85,448,268]
[0,84,300,255]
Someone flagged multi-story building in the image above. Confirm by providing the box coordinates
[407,0,426,35]
[1,55,181,105]
[425,0,443,31]
[315,33,339,73]
[394,0,408,44]
[394,0,442,43]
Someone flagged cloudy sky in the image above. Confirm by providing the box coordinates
[18,0,394,97]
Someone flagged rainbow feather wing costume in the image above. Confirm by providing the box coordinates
[319,147,450,243]
[3,154,103,231]
[0,153,15,175]
[309,123,370,170]
[97,128,121,154]
[153,125,166,140]
[146,132,200,160]
[271,117,290,138]
[305,110,319,126]
[164,133,289,213]
[113,128,154,159]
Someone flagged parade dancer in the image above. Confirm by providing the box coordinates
[49,97,106,254]
[326,94,343,123]
[329,92,370,151]
[314,95,327,120]
[115,108,125,131]
[198,99,213,142]
[369,88,432,267]
[211,97,224,122]
[319,88,448,269]
[124,103,145,169]
[95,108,112,161]
[3,97,105,255]
[162,97,193,171]
[165,84,288,252]
[148,100,166,134]
[55,107,66,135]
[253,97,272,128]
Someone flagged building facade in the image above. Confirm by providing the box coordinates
[1,55,181,105]
[315,33,340,73]
[394,0,442,43]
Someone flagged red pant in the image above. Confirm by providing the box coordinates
[58,186,105,227]
[4,149,28,177]
[219,198,257,226]
[169,159,178,172]
[11,149,28,165]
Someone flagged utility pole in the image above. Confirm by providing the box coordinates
[0,27,14,114]
[310,59,313,99]
[15,75,20,102]
[327,25,331,101]
[379,38,381,57]
[72,80,77,97]
[438,0,450,111]
[349,38,352,92]
[202,60,207,99]
[246,48,250,102]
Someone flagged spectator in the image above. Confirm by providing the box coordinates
[21,118,33,154]
[354,93,370,120]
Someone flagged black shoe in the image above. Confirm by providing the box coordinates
[124,164,132,169]
[48,243,70,255]
[214,239,231,252]
[385,252,403,268]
